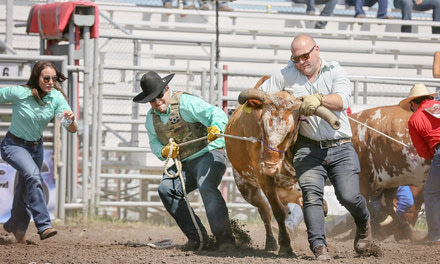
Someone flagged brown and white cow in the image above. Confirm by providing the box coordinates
[224,76,339,255]
[349,105,430,240]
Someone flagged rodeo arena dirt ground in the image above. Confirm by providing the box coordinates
[0,217,439,264]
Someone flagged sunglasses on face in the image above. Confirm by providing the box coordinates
[291,45,316,63]
[42,76,58,83]
[149,89,166,103]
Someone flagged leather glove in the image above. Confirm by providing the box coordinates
[161,142,179,158]
[207,126,220,142]
[299,93,323,116]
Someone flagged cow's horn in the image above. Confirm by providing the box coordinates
[238,89,267,105]
[314,106,341,130]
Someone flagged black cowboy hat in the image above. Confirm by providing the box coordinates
[133,71,175,103]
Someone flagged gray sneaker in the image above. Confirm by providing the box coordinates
[183,4,195,9]
[219,5,234,12]
[200,4,210,10]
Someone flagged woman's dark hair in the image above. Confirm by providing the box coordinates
[25,61,68,106]
[412,95,432,105]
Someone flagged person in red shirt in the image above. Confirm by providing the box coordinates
[399,83,440,245]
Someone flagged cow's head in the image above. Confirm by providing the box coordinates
[238,86,340,177]
[238,88,301,176]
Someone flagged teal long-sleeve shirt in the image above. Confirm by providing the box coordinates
[0,85,72,141]
[145,92,228,161]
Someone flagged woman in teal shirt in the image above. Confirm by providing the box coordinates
[1,61,77,243]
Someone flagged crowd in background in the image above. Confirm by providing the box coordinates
[161,0,440,33]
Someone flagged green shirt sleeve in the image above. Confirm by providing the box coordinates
[0,86,73,140]
[179,93,228,131]
[145,109,166,161]
[0,86,28,103]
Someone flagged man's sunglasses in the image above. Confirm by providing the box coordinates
[149,89,166,103]
[42,76,58,83]
[290,45,316,63]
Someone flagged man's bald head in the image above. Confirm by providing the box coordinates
[291,34,316,51]
[290,34,320,79]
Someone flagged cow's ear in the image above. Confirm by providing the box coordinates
[247,99,264,109]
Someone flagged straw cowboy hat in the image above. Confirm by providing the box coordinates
[133,71,175,103]
[399,83,437,111]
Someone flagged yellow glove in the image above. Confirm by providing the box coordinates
[207,126,220,142]
[299,93,323,116]
[161,142,179,158]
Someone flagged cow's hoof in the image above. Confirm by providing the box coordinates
[264,241,279,252]
[278,247,296,257]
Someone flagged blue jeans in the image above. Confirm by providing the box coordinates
[347,0,388,18]
[305,0,338,14]
[294,0,338,27]
[292,140,370,251]
[393,0,440,33]
[199,0,228,7]
[158,149,233,243]
[162,0,189,6]
[0,136,52,234]
[424,149,440,243]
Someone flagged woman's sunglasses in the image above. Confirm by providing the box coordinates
[42,76,58,83]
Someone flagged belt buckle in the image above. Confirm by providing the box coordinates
[319,140,330,149]
[320,139,340,149]
[28,139,40,147]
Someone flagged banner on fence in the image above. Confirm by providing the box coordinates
[0,149,56,223]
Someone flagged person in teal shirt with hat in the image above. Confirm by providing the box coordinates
[133,71,235,251]
[1,61,77,243]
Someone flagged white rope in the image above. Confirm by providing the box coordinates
[176,136,208,147]
[159,133,264,250]
[175,133,259,147]
[216,133,259,143]
[163,138,205,251]
[348,116,408,148]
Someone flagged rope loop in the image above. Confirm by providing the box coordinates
[162,137,204,250]
[163,138,183,178]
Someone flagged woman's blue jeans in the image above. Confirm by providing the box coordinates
[293,141,370,251]
[424,149,440,243]
[1,136,52,234]
[158,149,233,244]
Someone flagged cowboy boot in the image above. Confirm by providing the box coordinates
[354,218,372,254]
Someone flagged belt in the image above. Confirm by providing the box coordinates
[6,131,41,147]
[298,134,351,149]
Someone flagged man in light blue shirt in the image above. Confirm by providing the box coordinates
[133,71,234,251]
[259,34,377,260]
